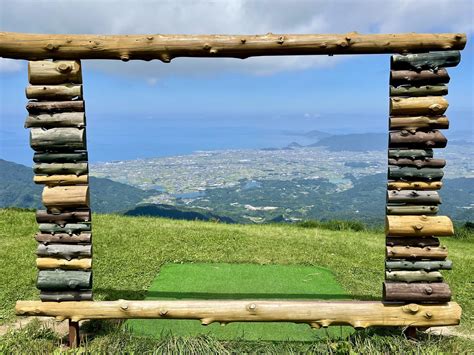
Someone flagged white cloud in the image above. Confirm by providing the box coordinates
[0,58,23,73]
[0,0,472,78]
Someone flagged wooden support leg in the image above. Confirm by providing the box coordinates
[404,326,417,339]
[68,320,80,347]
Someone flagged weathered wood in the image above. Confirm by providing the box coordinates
[37,244,92,260]
[386,270,443,283]
[389,130,447,148]
[388,149,433,159]
[30,128,86,151]
[36,209,91,224]
[386,215,454,237]
[385,260,452,271]
[15,300,462,328]
[386,205,439,215]
[390,116,449,130]
[388,158,446,169]
[388,167,444,181]
[34,174,88,186]
[28,60,82,85]
[37,257,92,270]
[37,270,92,290]
[390,85,448,97]
[25,112,85,128]
[26,84,83,101]
[387,181,442,190]
[386,246,448,260]
[42,186,89,209]
[390,97,448,116]
[386,237,440,248]
[383,282,451,302]
[390,69,450,86]
[34,163,88,175]
[69,320,80,348]
[35,232,92,244]
[0,32,466,60]
[33,151,88,163]
[26,100,85,114]
[39,223,91,235]
[40,290,93,302]
[386,190,441,205]
[391,51,461,71]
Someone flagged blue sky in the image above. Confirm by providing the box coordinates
[1,0,473,165]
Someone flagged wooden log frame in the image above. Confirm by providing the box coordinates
[15,300,462,328]
[386,246,448,260]
[39,223,91,234]
[389,116,449,130]
[37,270,92,290]
[0,32,466,61]
[37,244,92,260]
[386,216,454,237]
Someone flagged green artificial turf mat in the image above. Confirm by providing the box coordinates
[126,263,353,341]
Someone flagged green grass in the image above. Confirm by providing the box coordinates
[127,263,352,341]
[0,208,473,352]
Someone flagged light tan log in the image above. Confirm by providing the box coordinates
[387,181,442,190]
[36,258,92,270]
[25,112,85,128]
[386,246,448,260]
[386,215,454,237]
[389,116,449,130]
[14,300,461,327]
[390,97,448,116]
[0,32,466,61]
[28,61,82,85]
[34,174,88,186]
[42,186,89,209]
[385,270,443,283]
[26,84,83,101]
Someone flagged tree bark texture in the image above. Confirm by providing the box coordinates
[389,116,449,130]
[383,282,451,303]
[388,167,444,181]
[388,149,433,159]
[26,84,83,101]
[28,60,82,84]
[389,130,447,148]
[40,290,93,302]
[385,215,454,237]
[0,32,466,60]
[386,190,441,205]
[390,69,450,86]
[385,260,452,271]
[25,112,85,128]
[390,97,448,116]
[15,300,462,327]
[386,205,439,215]
[34,174,88,186]
[37,244,92,260]
[36,257,92,270]
[36,209,91,224]
[33,151,88,163]
[385,270,443,283]
[26,101,85,114]
[39,223,91,234]
[34,163,88,175]
[391,51,461,71]
[387,181,442,190]
[35,232,92,244]
[30,128,86,151]
[37,270,92,290]
[386,237,440,248]
[42,186,89,209]
[388,158,446,168]
[389,84,448,97]
[386,246,448,260]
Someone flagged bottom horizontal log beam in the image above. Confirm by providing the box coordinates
[15,300,461,327]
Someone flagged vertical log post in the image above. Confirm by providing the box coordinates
[68,320,80,347]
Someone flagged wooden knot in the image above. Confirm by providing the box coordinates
[429,104,442,112]
[429,206,436,210]
[147,36,154,40]
[400,130,409,136]
[203,43,211,50]
[57,63,72,73]
[120,304,128,311]
[404,304,419,314]
[160,54,171,63]
[240,38,246,44]
[338,41,348,47]
[414,224,424,231]
[120,54,130,62]
[247,303,257,312]
[420,215,428,221]
[424,311,433,319]
[424,286,433,295]
[410,191,419,197]
[277,36,285,44]
[159,309,168,316]
[209,48,218,54]
[45,43,59,51]
[320,42,327,48]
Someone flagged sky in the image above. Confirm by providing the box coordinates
[0,0,473,165]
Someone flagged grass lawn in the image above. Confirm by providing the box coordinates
[0,208,473,352]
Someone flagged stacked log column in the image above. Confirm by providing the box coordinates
[384,51,461,303]
[25,61,92,302]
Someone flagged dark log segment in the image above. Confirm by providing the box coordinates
[37,270,92,290]
[390,68,450,86]
[26,84,83,101]
[36,209,91,224]
[388,167,444,181]
[385,270,443,283]
[387,181,442,190]
[39,223,91,234]
[386,260,452,271]
[386,246,448,260]
[35,232,92,244]
[383,282,451,303]
[388,149,433,159]
[388,158,446,168]
[389,130,447,149]
[26,101,85,114]
[386,205,439,215]
[33,163,88,175]
[37,244,92,260]
[28,61,82,85]
[25,112,85,128]
[389,116,449,130]
[390,97,448,116]
[30,128,86,151]
[40,290,92,302]
[386,190,441,205]
[33,151,88,163]
[390,85,448,97]
[386,237,440,248]
[391,51,461,71]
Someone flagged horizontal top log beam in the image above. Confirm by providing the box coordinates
[0,32,467,61]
